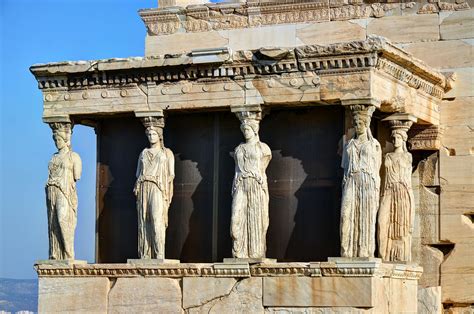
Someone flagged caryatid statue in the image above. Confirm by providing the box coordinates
[340,105,381,258]
[134,115,175,259]
[231,110,272,259]
[378,120,415,262]
[46,122,82,260]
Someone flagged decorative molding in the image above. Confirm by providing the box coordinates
[138,1,470,35]
[376,58,445,99]
[30,38,448,101]
[408,125,443,150]
[35,261,423,280]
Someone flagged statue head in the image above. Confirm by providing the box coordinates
[50,122,72,151]
[236,110,261,142]
[350,105,375,139]
[141,116,165,147]
[240,119,259,141]
[389,120,412,152]
[146,127,163,146]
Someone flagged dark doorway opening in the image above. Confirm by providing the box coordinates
[96,106,343,263]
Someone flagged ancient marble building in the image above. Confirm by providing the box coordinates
[31,0,473,312]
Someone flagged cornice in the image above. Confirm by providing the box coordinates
[30,37,449,100]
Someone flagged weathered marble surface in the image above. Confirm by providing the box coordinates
[264,277,375,307]
[134,115,175,259]
[45,122,82,260]
[182,277,237,309]
[188,278,264,314]
[38,277,108,312]
[340,105,381,258]
[30,37,449,126]
[36,260,422,312]
[231,111,271,259]
[418,286,442,314]
[108,277,182,313]
[30,1,474,309]
[378,120,415,262]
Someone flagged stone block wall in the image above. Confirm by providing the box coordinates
[36,261,421,313]
[139,1,474,310]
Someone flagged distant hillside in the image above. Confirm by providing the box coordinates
[0,278,37,312]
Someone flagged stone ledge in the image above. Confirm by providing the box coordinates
[35,260,423,279]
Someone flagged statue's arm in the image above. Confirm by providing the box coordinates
[232,147,242,195]
[261,142,272,168]
[407,153,416,230]
[137,152,143,178]
[407,153,414,189]
[72,152,82,181]
[134,152,143,196]
[167,149,175,203]
[374,141,382,190]
[375,142,382,172]
[341,142,348,185]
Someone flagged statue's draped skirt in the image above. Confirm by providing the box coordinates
[46,152,77,260]
[378,152,414,262]
[137,181,166,259]
[135,148,172,259]
[231,142,270,259]
[340,138,380,258]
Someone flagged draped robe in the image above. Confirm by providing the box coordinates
[231,141,271,258]
[135,147,174,259]
[378,152,414,262]
[46,150,81,260]
[340,137,381,258]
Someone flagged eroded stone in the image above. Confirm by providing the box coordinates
[188,277,263,313]
[418,286,442,314]
[183,277,237,309]
[38,277,108,313]
[108,277,182,313]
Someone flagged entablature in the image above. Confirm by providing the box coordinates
[30,36,451,125]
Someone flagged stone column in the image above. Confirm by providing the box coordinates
[43,116,83,263]
[227,105,273,262]
[130,111,178,264]
[339,102,382,258]
[378,114,416,262]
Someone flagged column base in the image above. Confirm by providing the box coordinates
[223,258,277,264]
[127,259,180,265]
[35,259,87,266]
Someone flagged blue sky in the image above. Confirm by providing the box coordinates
[0,0,156,279]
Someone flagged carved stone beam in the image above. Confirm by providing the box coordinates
[230,103,262,115]
[340,97,381,108]
[382,113,417,126]
[43,115,72,125]
[407,125,443,151]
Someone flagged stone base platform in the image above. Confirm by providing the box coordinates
[35,259,422,313]
[127,258,180,265]
[223,258,277,264]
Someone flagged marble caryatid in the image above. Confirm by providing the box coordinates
[340,105,381,258]
[231,111,272,259]
[134,116,175,259]
[46,122,82,260]
[378,120,415,262]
